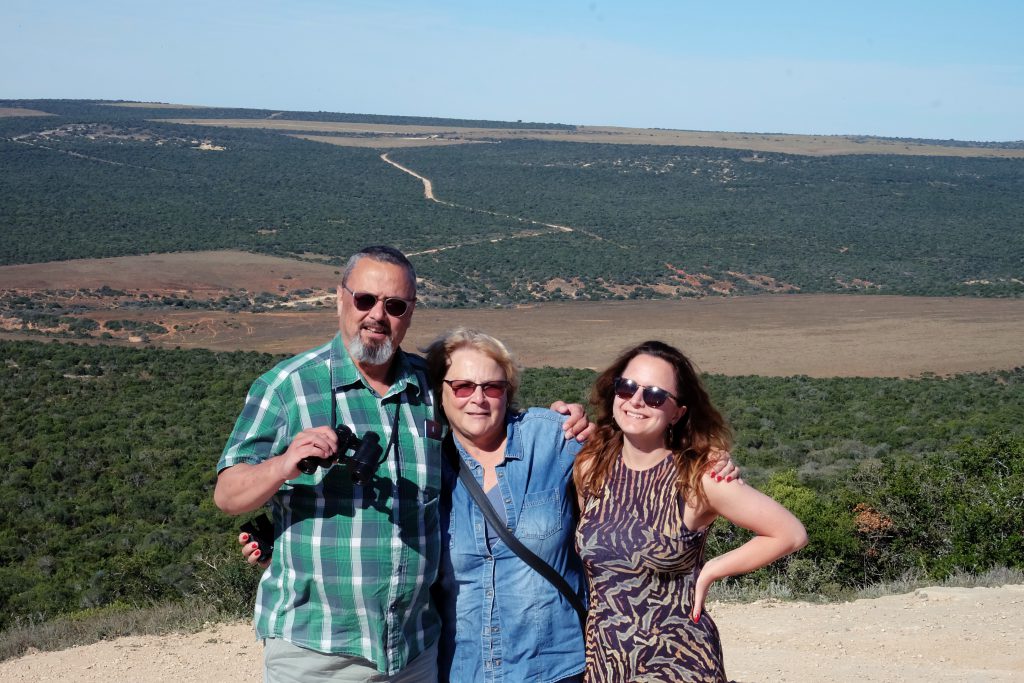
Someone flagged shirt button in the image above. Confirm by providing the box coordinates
[494,659,501,667]
[492,626,500,632]
[486,590,494,597]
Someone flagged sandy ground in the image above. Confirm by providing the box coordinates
[3,585,1021,682]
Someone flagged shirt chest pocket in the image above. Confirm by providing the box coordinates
[515,487,562,540]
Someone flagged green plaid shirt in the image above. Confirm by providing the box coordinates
[218,334,442,674]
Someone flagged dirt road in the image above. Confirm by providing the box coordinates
[3,585,1021,682]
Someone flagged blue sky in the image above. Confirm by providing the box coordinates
[2,0,1022,140]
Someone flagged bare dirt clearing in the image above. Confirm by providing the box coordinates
[102,102,209,109]
[156,118,1024,157]
[0,108,54,118]
[0,251,342,294]
[292,133,482,149]
[2,585,1021,682]
[2,253,1023,376]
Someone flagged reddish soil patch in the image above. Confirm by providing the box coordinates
[0,108,54,118]
[0,251,342,295]
[3,253,1023,377]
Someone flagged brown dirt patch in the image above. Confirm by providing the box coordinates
[290,133,482,149]
[0,251,342,295]
[2,585,1020,682]
[155,118,1024,158]
[79,294,1019,378]
[3,253,1023,376]
[0,108,54,118]
[101,102,209,109]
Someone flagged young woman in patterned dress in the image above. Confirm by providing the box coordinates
[574,341,807,682]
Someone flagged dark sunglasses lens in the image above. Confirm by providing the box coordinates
[352,293,377,311]
[350,291,409,317]
[642,388,669,408]
[613,377,638,400]
[383,298,409,317]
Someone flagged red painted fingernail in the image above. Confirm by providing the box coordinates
[726,476,732,482]
[251,542,259,549]
[253,549,261,557]
[716,476,723,482]
[692,614,700,623]
[240,533,250,543]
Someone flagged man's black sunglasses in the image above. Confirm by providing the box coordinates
[612,376,678,408]
[343,285,415,318]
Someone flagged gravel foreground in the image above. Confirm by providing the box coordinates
[3,585,1022,682]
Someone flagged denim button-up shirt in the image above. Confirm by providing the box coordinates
[436,408,586,683]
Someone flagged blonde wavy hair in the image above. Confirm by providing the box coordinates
[422,327,522,419]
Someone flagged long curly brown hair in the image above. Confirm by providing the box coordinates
[574,340,731,506]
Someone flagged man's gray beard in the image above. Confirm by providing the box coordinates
[347,334,395,366]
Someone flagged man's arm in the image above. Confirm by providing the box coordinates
[214,426,338,515]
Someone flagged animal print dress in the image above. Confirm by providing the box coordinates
[576,454,726,682]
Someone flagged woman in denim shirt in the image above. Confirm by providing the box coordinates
[424,327,586,683]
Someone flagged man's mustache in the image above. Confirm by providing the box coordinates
[361,321,392,335]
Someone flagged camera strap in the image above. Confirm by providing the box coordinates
[442,434,587,630]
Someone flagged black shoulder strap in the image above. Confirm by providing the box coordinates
[443,434,586,629]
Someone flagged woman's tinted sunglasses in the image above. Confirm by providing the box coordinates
[613,376,678,408]
[444,379,510,398]
[343,285,415,318]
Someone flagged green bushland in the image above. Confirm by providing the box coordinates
[2,339,1022,658]
[2,99,1022,300]
[391,141,1024,298]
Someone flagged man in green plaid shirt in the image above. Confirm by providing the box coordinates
[215,246,443,681]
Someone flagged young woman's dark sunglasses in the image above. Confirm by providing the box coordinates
[444,379,510,399]
[343,285,415,318]
[612,377,678,408]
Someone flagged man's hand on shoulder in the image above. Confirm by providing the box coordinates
[549,400,594,442]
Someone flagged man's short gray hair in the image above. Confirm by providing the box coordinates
[341,246,416,291]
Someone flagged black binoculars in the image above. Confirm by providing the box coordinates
[297,425,383,485]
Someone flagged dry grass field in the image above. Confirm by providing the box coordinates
[0,251,342,295]
[102,102,209,109]
[156,118,1024,157]
[3,252,1023,377]
[291,133,488,149]
[0,107,54,118]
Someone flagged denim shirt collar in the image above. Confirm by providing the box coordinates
[453,411,526,464]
